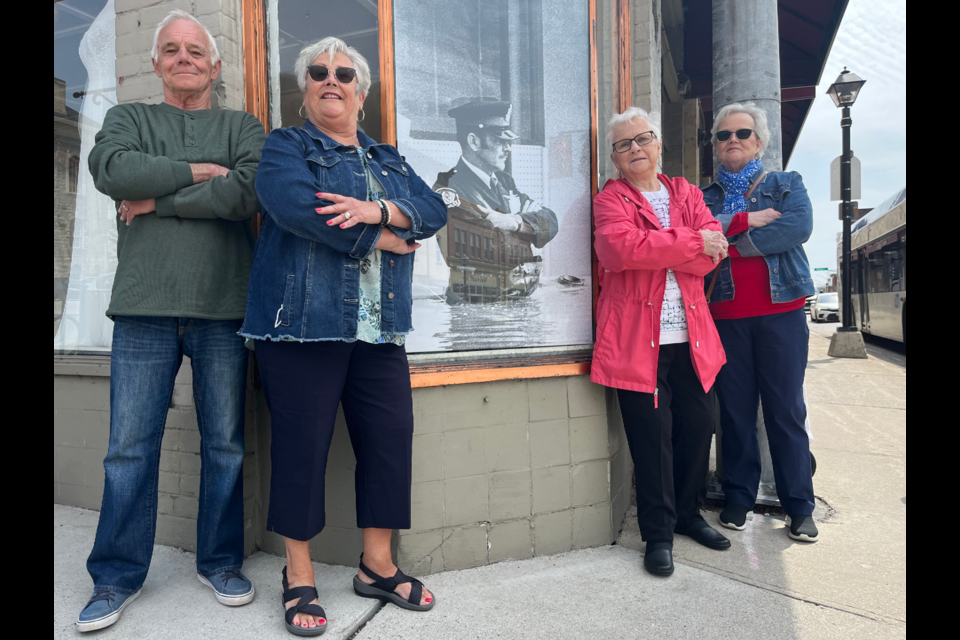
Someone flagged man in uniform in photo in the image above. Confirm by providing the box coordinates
[434,99,558,303]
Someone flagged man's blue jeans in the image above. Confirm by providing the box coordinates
[86,317,248,594]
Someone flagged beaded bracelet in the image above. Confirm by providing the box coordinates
[377,199,392,227]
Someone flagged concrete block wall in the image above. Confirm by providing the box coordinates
[115,0,244,110]
[54,375,111,512]
[395,377,630,576]
[254,376,631,574]
[53,360,262,557]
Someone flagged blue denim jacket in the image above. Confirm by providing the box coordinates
[240,122,447,342]
[701,168,816,305]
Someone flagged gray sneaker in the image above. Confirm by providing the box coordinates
[786,515,820,542]
[198,569,256,606]
[76,588,141,633]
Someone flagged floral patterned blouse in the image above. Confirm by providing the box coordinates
[357,148,405,346]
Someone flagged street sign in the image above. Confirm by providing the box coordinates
[830,154,861,201]
[814,267,831,271]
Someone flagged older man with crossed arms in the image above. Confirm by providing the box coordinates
[76,10,266,632]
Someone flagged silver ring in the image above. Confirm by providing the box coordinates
[344,212,351,220]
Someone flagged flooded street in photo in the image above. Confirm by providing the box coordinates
[407,277,594,353]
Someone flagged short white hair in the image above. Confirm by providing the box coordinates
[605,107,662,149]
[151,10,220,65]
[294,37,371,96]
[711,103,771,157]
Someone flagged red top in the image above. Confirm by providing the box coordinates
[709,213,806,320]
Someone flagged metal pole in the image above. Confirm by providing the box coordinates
[840,105,854,330]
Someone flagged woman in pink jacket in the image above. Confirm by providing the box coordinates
[592,107,731,577]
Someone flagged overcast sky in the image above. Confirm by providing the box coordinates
[786,0,906,284]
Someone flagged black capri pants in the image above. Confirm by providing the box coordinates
[254,339,414,541]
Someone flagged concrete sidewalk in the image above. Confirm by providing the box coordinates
[54,328,905,640]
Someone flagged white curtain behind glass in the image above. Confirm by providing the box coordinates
[54,0,118,354]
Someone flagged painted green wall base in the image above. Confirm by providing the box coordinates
[54,364,632,574]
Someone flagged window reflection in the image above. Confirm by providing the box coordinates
[54,0,117,354]
[268,0,381,140]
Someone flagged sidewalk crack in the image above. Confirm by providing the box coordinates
[673,557,905,626]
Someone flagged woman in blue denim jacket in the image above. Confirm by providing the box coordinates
[240,38,445,635]
[701,104,820,544]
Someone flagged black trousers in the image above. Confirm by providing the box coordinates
[255,339,414,541]
[617,343,715,542]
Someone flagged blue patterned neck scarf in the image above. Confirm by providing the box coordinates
[718,159,763,216]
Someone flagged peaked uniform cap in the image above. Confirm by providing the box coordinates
[448,99,519,140]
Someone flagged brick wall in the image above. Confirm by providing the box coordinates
[54,360,263,558]
[631,0,662,119]
[661,93,684,177]
[114,0,244,110]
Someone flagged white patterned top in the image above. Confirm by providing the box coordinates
[642,185,689,345]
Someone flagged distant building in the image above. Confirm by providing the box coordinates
[54,76,81,306]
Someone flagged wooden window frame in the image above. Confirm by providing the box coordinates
[241,0,602,387]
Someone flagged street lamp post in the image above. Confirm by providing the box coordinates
[826,68,869,359]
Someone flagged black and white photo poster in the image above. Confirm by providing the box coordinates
[395,0,594,353]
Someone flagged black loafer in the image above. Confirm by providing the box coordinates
[677,524,731,550]
[643,542,674,577]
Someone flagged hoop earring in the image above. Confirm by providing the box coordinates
[357,108,365,123]
[298,104,307,120]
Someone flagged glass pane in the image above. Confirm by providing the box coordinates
[267,0,381,141]
[54,0,117,354]
[395,0,593,353]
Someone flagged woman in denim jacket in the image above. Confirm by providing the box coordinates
[241,38,445,635]
[701,104,819,544]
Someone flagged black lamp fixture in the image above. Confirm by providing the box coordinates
[826,67,867,108]
[826,66,869,359]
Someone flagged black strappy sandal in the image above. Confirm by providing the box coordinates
[353,554,436,611]
[281,567,328,637]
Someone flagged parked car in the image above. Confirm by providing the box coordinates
[810,292,839,323]
[804,294,817,311]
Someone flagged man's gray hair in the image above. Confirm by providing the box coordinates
[605,107,662,149]
[294,37,372,96]
[711,103,771,158]
[151,10,220,64]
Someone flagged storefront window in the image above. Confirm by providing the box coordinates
[394,0,594,353]
[266,0,381,141]
[54,0,118,355]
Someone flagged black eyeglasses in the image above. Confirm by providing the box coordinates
[306,65,357,84]
[715,128,755,142]
[612,131,657,153]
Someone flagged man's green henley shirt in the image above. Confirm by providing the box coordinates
[89,102,267,320]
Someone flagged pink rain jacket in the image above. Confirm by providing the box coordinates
[591,176,727,397]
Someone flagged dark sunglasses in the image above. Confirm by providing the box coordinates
[715,128,755,142]
[612,130,657,153]
[306,65,357,84]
